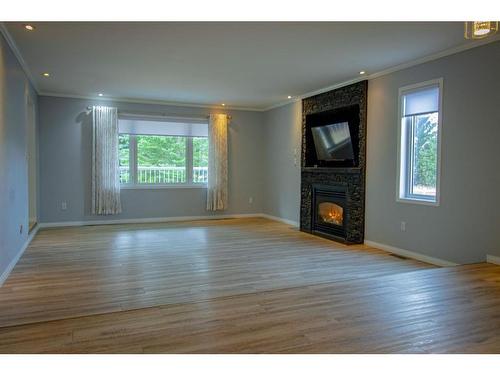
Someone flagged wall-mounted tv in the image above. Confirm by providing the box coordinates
[311,122,355,161]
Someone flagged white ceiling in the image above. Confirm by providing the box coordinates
[3,22,484,110]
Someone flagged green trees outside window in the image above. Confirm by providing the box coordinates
[411,112,438,196]
[118,134,209,185]
[119,134,130,184]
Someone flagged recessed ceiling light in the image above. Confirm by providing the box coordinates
[221,103,225,106]
[24,24,35,31]
[98,93,104,97]
[42,72,50,77]
[287,95,292,99]
[359,71,366,75]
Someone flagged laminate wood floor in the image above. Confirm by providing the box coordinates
[0,218,499,353]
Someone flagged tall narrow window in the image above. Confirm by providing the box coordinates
[118,116,208,187]
[192,137,209,183]
[398,79,442,204]
[118,134,130,184]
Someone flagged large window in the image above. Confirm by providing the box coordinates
[398,79,442,204]
[118,116,209,187]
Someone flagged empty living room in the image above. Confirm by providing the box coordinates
[1,1,500,372]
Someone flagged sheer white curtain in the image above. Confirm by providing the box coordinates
[92,106,122,215]
[207,114,228,211]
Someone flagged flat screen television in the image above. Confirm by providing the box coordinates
[311,122,355,161]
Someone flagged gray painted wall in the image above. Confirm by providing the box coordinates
[365,41,500,264]
[38,96,266,223]
[24,39,500,265]
[263,41,500,264]
[0,33,38,278]
[263,101,302,224]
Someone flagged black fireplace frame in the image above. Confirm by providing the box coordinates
[311,184,348,242]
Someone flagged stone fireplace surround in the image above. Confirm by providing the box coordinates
[300,81,367,244]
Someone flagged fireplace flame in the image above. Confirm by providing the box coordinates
[327,209,343,225]
[318,203,343,226]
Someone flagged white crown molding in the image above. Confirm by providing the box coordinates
[3,20,498,113]
[367,35,500,80]
[262,36,500,112]
[38,91,266,112]
[0,22,39,93]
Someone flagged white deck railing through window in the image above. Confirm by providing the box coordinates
[120,166,208,184]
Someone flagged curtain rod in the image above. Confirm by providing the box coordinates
[85,106,232,120]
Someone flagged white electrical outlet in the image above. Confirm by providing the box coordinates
[248,197,253,204]
[61,201,67,211]
[400,221,406,232]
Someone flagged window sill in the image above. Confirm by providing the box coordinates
[396,197,439,207]
[121,184,207,190]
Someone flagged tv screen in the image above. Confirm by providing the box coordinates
[311,122,354,161]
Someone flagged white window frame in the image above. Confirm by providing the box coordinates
[119,120,208,190]
[396,78,443,206]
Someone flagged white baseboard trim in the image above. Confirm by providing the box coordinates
[0,224,40,287]
[364,239,458,267]
[486,254,500,265]
[38,213,266,228]
[38,213,303,229]
[260,214,299,227]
